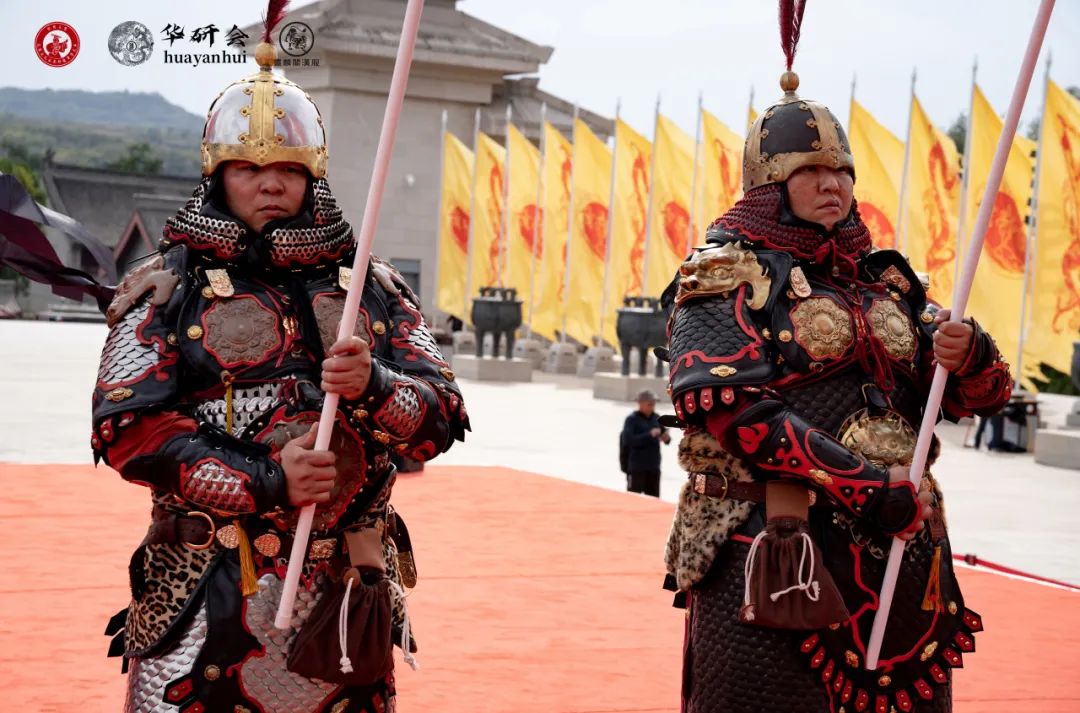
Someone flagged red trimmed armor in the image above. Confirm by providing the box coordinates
[664,182,1010,713]
[92,40,468,707]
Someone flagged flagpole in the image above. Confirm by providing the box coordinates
[434,108,448,316]
[560,105,579,344]
[895,68,917,254]
[598,99,621,347]
[640,93,661,295]
[1015,51,1052,387]
[747,86,755,130]
[955,56,979,285]
[499,103,513,287]
[525,102,548,339]
[865,0,1056,669]
[849,72,856,125]
[275,0,426,631]
[462,107,481,321]
[686,91,703,255]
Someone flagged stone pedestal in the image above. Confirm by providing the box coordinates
[1034,428,1080,470]
[592,373,668,402]
[544,342,578,374]
[512,338,545,370]
[1067,398,1080,428]
[577,346,616,377]
[452,354,533,382]
[452,331,477,357]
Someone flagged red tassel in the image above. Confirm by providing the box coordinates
[262,0,291,43]
[778,0,808,71]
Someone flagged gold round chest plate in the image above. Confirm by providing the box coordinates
[789,296,854,360]
[867,298,917,360]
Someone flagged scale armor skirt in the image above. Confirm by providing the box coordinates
[684,540,951,713]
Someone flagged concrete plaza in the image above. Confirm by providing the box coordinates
[2,319,1078,584]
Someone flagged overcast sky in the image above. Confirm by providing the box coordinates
[2,0,1077,144]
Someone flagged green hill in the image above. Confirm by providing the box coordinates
[0,113,201,176]
[0,88,204,175]
[0,87,203,133]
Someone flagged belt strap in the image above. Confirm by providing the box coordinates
[690,473,817,514]
[690,472,766,502]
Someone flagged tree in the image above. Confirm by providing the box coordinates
[1026,85,1080,143]
[946,113,967,155]
[106,142,163,175]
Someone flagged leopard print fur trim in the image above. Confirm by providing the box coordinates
[666,430,756,591]
[125,543,219,657]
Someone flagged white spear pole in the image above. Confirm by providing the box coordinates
[865,0,1056,669]
[275,0,426,630]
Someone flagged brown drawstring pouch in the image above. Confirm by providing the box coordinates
[739,516,850,630]
[287,566,394,686]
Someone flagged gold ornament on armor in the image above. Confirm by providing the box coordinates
[676,242,771,309]
[867,299,918,360]
[840,409,918,469]
[789,296,854,360]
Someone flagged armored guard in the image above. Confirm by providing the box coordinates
[91,6,468,711]
[661,8,1010,711]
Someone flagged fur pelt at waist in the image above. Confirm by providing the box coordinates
[665,429,755,591]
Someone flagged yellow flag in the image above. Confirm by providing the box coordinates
[963,84,1036,377]
[435,131,474,320]
[644,115,696,297]
[902,96,961,302]
[849,99,904,249]
[504,125,542,321]
[700,109,743,225]
[1025,80,1080,379]
[564,118,612,346]
[603,119,652,346]
[531,123,573,342]
[469,132,506,293]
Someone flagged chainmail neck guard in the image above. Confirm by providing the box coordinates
[161,175,354,269]
[711,183,873,262]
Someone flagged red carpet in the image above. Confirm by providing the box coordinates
[1,463,1076,712]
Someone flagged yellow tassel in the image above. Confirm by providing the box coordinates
[234,519,259,597]
[921,545,943,612]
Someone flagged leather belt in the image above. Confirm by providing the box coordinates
[690,472,818,509]
[690,472,767,502]
[145,508,341,560]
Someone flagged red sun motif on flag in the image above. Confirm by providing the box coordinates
[980,191,1026,274]
[858,202,896,249]
[581,202,608,260]
[663,200,691,257]
[519,204,542,259]
[35,22,80,67]
[449,205,469,253]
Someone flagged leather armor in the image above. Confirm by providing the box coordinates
[665,220,1010,713]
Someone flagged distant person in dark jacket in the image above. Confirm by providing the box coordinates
[620,390,670,497]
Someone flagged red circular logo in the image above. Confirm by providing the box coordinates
[35,22,80,67]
